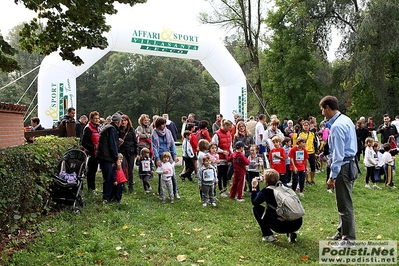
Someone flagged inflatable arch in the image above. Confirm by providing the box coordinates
[37,5,247,128]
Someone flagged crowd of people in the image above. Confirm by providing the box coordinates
[27,96,399,245]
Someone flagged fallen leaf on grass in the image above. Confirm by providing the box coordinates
[83,232,89,235]
[176,254,187,262]
[193,228,202,232]
[140,233,146,236]
[116,246,122,251]
[300,256,308,261]
[376,235,382,239]
[56,255,64,258]
[206,235,212,238]
[78,252,84,257]
[122,225,128,230]
[197,259,205,263]
[239,256,245,259]
[46,228,57,233]
[320,228,323,231]
[131,234,136,237]
[119,251,129,258]
[95,260,102,264]
[199,247,206,250]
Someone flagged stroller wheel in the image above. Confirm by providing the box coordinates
[78,197,85,207]
[73,208,81,214]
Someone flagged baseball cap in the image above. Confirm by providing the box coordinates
[235,141,248,149]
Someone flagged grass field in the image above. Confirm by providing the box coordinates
[4,163,399,265]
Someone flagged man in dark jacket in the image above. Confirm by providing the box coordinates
[96,112,122,202]
[377,114,398,144]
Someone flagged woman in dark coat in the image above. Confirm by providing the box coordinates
[118,114,139,193]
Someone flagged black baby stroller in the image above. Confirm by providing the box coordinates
[46,149,87,214]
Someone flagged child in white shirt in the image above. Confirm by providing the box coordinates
[156,152,175,203]
[363,137,381,189]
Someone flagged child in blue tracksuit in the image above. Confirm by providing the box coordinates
[282,137,292,186]
[180,131,195,181]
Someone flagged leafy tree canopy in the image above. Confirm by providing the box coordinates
[1,0,146,72]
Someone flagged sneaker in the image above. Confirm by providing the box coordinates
[310,181,315,185]
[236,198,245,202]
[175,193,181,199]
[161,200,166,204]
[202,203,207,207]
[365,184,371,189]
[220,192,228,198]
[299,193,304,197]
[306,181,311,185]
[262,235,277,242]
[327,189,333,193]
[327,232,342,240]
[391,186,397,189]
[170,200,174,204]
[315,169,320,173]
[211,202,217,207]
[287,232,297,243]
[372,184,381,189]
[148,186,152,191]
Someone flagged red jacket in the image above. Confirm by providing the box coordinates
[215,129,232,160]
[227,151,250,176]
[190,133,198,153]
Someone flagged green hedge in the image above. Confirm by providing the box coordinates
[0,136,80,233]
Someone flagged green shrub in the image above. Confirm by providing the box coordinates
[0,136,80,233]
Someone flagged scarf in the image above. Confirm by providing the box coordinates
[238,129,246,136]
[152,128,173,151]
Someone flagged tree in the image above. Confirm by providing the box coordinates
[261,0,331,121]
[93,53,218,125]
[350,0,399,118]
[0,34,20,72]
[0,24,43,121]
[200,0,265,113]
[0,0,146,72]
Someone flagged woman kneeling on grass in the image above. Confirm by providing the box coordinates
[251,169,302,243]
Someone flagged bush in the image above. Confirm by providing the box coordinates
[0,136,80,233]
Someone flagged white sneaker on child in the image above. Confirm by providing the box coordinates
[365,184,371,189]
[299,193,304,197]
[372,184,381,189]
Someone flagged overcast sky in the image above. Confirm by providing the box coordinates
[0,0,338,61]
